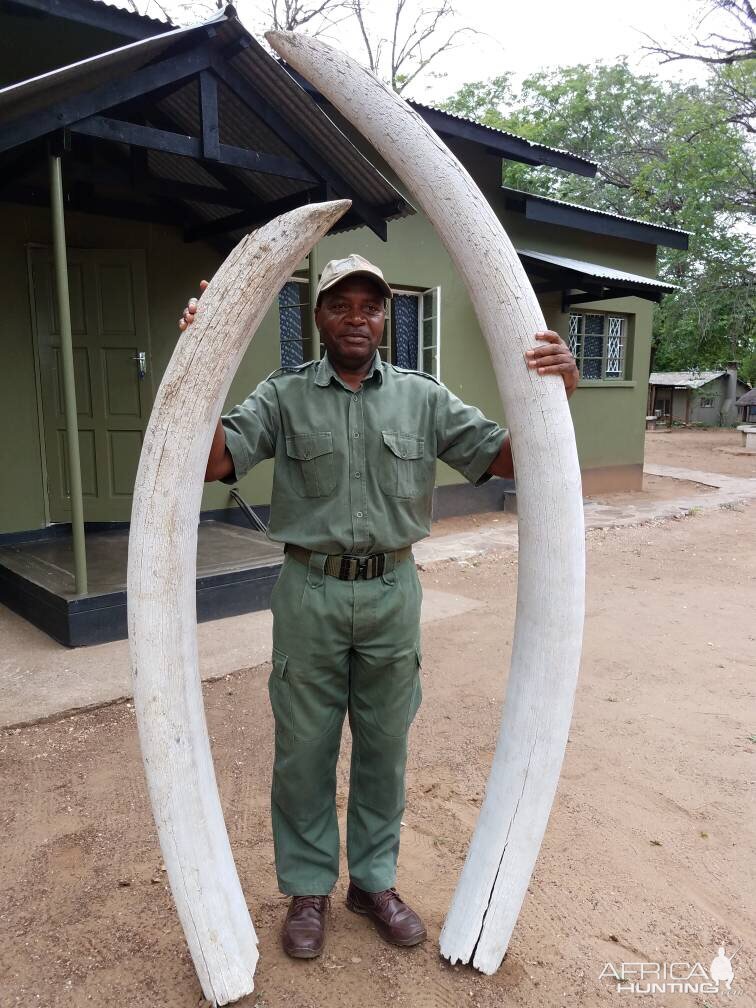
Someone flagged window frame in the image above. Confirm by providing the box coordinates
[277,276,312,367]
[380,284,442,379]
[567,309,631,382]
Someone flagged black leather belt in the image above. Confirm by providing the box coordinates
[285,543,412,580]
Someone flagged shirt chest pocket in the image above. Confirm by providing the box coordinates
[285,432,337,498]
[378,430,429,499]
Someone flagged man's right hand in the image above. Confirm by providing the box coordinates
[178,279,209,332]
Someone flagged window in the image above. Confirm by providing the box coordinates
[568,312,628,380]
[381,287,441,378]
[278,277,441,379]
[700,396,714,408]
[278,278,313,367]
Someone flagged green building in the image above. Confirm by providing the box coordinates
[0,0,688,644]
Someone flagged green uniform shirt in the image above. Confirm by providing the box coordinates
[220,351,507,555]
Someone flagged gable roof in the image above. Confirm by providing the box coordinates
[503,187,690,250]
[519,249,677,292]
[0,7,411,245]
[5,0,173,39]
[406,102,597,178]
[649,371,730,388]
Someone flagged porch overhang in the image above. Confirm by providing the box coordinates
[516,248,679,311]
[0,5,412,249]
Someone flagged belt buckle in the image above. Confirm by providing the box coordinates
[356,556,369,580]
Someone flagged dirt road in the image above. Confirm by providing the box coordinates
[1,429,754,1007]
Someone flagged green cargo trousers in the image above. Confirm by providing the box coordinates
[267,547,423,896]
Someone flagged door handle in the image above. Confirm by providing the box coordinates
[133,351,147,378]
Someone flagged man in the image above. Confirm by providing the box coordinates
[179,253,578,959]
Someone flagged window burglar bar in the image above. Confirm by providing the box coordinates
[278,278,312,367]
[569,312,626,380]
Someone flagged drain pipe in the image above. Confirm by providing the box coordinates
[50,152,87,595]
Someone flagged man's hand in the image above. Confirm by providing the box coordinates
[178,279,209,332]
[525,330,579,399]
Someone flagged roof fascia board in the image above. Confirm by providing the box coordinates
[0,42,212,155]
[410,103,597,177]
[6,0,171,40]
[516,192,689,250]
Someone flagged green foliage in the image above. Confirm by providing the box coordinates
[441,60,756,384]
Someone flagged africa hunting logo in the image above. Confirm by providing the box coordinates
[599,945,740,995]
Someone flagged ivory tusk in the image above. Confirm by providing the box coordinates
[127,199,351,1006]
[265,31,585,975]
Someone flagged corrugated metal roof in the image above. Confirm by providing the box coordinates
[0,7,410,238]
[736,388,756,405]
[517,249,678,291]
[228,28,401,210]
[409,101,597,171]
[504,186,691,238]
[648,371,727,388]
[83,0,173,29]
[0,13,221,122]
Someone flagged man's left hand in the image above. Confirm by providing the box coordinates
[525,330,579,399]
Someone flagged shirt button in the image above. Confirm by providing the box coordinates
[352,394,359,402]
[353,431,360,438]
[355,511,363,518]
[354,471,361,478]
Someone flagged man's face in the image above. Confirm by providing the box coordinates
[314,276,386,372]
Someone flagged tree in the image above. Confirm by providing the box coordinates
[266,0,350,34]
[244,0,474,93]
[644,0,755,67]
[442,61,756,383]
[347,0,475,94]
[643,0,756,135]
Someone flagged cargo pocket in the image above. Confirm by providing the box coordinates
[373,647,423,738]
[268,648,293,735]
[378,430,428,499]
[407,646,423,728]
[285,431,336,498]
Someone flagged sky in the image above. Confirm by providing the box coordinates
[232,0,719,102]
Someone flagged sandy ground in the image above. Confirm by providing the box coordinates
[0,430,754,1008]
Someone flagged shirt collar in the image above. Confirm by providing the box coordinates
[315,350,385,388]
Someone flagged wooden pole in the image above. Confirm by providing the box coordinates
[49,153,87,596]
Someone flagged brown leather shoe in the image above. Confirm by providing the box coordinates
[345,881,427,946]
[281,895,330,958]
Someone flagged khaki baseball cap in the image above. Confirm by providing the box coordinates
[315,253,393,303]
